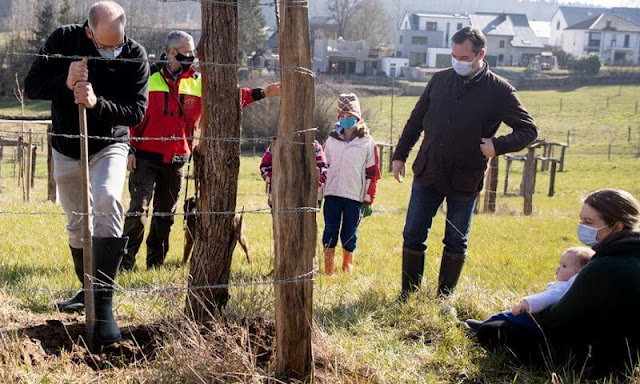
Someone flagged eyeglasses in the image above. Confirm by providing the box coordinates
[90,29,125,52]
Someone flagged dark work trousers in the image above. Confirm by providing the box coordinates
[122,158,184,269]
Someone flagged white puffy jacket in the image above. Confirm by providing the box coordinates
[323,127,378,204]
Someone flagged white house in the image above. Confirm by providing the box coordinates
[469,13,545,67]
[396,12,470,67]
[550,6,608,47]
[530,20,551,46]
[560,14,640,65]
[379,57,409,77]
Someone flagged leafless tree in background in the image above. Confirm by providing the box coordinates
[326,0,360,39]
[349,0,392,48]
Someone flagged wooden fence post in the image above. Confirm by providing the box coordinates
[378,144,384,173]
[31,145,37,188]
[559,145,567,172]
[503,156,512,195]
[26,130,32,202]
[273,0,315,380]
[548,161,558,197]
[483,156,498,213]
[17,137,23,187]
[523,146,537,215]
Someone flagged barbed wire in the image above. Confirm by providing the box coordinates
[12,52,316,78]
[0,128,319,145]
[0,206,319,217]
[0,269,316,296]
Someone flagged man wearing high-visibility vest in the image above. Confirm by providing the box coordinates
[122,30,280,270]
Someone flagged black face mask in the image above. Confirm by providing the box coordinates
[174,52,195,72]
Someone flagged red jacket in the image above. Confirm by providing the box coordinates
[130,66,261,163]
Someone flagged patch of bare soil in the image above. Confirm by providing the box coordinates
[13,318,163,370]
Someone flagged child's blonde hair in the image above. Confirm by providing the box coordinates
[564,246,595,267]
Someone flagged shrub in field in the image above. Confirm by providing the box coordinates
[569,55,602,75]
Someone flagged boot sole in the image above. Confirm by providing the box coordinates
[55,304,85,313]
[96,334,122,345]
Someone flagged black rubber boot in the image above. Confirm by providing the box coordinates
[399,248,426,302]
[93,237,128,345]
[55,247,85,312]
[437,251,466,297]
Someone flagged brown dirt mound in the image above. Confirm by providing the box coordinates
[12,318,163,370]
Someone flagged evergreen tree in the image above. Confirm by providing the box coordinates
[30,1,57,51]
[238,0,266,65]
[59,0,74,25]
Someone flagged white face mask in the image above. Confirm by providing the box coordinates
[96,46,123,60]
[452,56,477,77]
[577,223,608,247]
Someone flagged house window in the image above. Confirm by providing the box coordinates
[410,52,427,66]
[457,23,463,30]
[396,51,402,57]
[499,40,505,48]
[624,34,630,48]
[426,22,437,31]
[556,21,561,30]
[411,36,428,45]
[611,34,617,47]
[588,32,601,48]
[498,54,504,62]
[399,36,403,44]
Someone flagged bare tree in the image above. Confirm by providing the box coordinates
[326,0,360,39]
[349,0,392,47]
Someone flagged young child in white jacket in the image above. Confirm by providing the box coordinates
[322,93,380,276]
[465,247,594,333]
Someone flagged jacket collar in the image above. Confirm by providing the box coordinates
[592,229,640,257]
[464,59,490,84]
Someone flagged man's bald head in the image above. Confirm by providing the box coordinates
[87,1,126,32]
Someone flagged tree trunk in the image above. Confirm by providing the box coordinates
[185,0,240,322]
[273,2,316,381]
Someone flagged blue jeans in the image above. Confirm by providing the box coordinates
[403,182,477,254]
[487,311,540,334]
[322,196,363,252]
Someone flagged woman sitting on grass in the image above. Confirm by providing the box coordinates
[472,189,640,378]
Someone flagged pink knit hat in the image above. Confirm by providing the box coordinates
[337,93,362,120]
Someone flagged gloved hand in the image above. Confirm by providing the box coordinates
[362,204,373,218]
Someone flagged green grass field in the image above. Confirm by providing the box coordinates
[0,85,639,382]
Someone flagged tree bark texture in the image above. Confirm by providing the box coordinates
[273,1,316,381]
[186,0,241,322]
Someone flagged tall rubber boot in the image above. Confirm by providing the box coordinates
[93,237,128,345]
[324,248,335,277]
[400,248,425,302]
[55,247,85,312]
[342,249,354,273]
[437,251,466,297]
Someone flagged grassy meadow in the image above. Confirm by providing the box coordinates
[0,85,639,382]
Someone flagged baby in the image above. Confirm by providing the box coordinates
[466,247,594,333]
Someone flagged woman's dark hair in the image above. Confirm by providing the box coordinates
[585,189,640,230]
[451,26,486,54]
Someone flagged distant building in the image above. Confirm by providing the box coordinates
[561,14,640,65]
[396,12,470,67]
[313,39,370,75]
[379,57,409,77]
[310,16,339,40]
[469,12,545,67]
[550,6,640,65]
[530,20,551,46]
